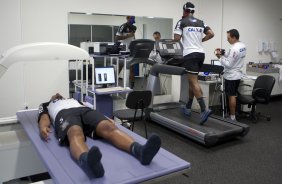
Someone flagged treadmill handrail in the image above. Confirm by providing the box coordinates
[149,64,187,76]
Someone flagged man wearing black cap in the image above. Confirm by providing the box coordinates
[174,2,215,125]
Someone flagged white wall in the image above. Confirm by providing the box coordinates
[1,0,282,117]
[19,0,186,45]
[2,0,282,62]
[0,61,69,118]
[68,13,173,41]
[221,0,282,65]
[0,0,21,54]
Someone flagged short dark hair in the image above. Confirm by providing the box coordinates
[153,31,161,36]
[183,2,195,14]
[227,29,240,40]
[126,16,134,20]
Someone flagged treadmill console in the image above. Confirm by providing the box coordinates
[155,39,183,65]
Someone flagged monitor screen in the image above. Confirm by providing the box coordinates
[95,66,116,85]
[166,43,174,49]
[211,59,222,66]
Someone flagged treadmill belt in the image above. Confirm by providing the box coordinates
[155,108,243,135]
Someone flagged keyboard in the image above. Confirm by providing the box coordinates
[95,86,126,93]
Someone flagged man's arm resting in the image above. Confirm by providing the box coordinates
[39,114,52,141]
[115,33,134,41]
[202,29,215,42]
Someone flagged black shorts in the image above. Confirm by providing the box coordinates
[224,79,241,96]
[181,52,205,75]
[54,107,108,146]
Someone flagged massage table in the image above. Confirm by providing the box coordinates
[17,110,190,184]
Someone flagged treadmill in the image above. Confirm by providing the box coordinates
[146,39,249,146]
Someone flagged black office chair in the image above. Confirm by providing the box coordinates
[113,90,152,138]
[127,39,155,67]
[237,75,275,123]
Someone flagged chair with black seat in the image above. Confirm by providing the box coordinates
[113,90,152,138]
[237,75,275,123]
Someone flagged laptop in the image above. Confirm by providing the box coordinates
[107,42,121,55]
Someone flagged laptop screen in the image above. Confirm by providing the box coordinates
[94,66,116,85]
[213,60,222,66]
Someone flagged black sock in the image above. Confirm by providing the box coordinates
[130,142,142,158]
[79,152,88,168]
[197,97,206,112]
[131,133,161,165]
[88,146,104,177]
[79,146,105,178]
[186,98,194,109]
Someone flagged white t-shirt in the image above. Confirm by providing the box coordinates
[47,98,83,122]
[220,42,247,80]
[149,45,163,64]
[174,16,211,56]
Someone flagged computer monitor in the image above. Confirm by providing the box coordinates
[94,66,116,87]
[106,42,121,55]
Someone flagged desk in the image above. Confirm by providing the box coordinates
[192,77,257,115]
[86,87,133,118]
[238,76,256,112]
[85,55,132,117]
[72,55,130,103]
[192,80,222,110]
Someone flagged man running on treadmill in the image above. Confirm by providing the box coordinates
[174,2,215,125]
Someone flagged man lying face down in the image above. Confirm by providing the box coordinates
[38,93,161,177]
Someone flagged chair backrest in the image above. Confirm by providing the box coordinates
[126,90,152,109]
[129,39,154,58]
[252,75,275,104]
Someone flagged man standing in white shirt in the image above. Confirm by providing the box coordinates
[215,29,247,121]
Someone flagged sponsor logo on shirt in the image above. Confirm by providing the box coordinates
[38,104,44,114]
[187,27,203,33]
[240,47,246,52]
